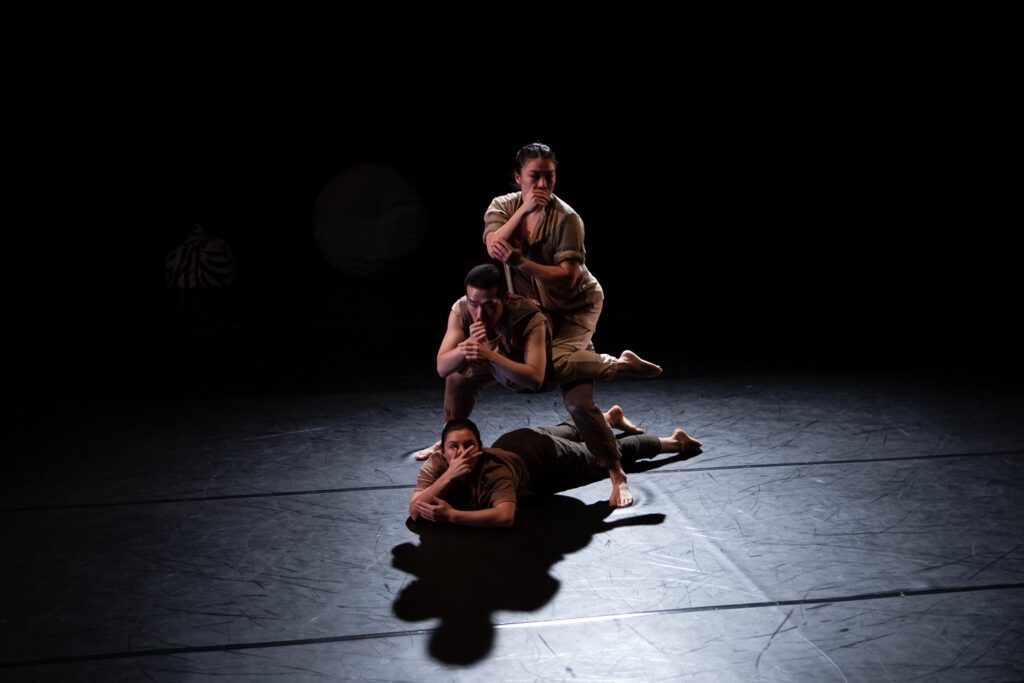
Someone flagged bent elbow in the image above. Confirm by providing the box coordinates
[499,510,516,528]
[436,359,453,378]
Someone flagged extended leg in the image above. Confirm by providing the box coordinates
[618,429,702,465]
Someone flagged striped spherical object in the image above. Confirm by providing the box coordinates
[165,224,235,289]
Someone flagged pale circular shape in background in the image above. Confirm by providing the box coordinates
[313,164,426,277]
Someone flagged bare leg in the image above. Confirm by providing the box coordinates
[617,427,701,466]
[616,350,663,378]
[608,464,634,508]
[603,404,645,435]
[661,428,702,453]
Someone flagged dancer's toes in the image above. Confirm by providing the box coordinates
[610,480,635,508]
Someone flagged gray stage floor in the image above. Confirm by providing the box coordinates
[3,373,1024,681]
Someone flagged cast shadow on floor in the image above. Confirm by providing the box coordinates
[626,449,701,473]
[392,494,665,665]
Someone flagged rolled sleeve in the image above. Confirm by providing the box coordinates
[482,193,520,242]
[553,248,584,264]
[552,213,586,265]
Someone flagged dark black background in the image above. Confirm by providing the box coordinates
[5,55,1015,400]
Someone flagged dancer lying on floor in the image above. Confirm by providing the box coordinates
[409,410,701,528]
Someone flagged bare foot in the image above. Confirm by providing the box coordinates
[414,440,442,461]
[671,428,702,452]
[604,404,645,435]
[617,350,662,378]
[608,469,635,508]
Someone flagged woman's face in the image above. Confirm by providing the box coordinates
[515,157,557,197]
[443,428,480,466]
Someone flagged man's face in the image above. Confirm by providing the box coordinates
[443,428,481,465]
[465,285,504,332]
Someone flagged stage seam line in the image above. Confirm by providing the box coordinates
[4,581,1024,669]
[3,448,1021,513]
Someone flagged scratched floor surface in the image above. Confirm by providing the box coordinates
[2,372,1023,681]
